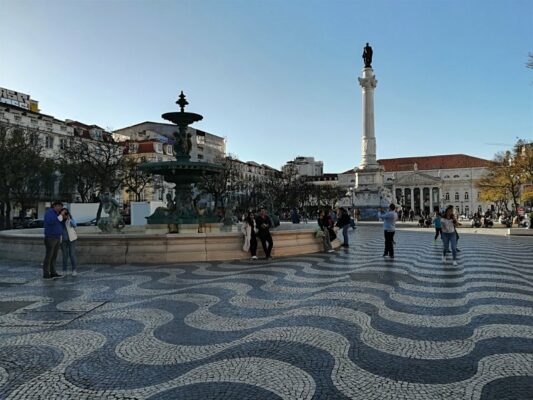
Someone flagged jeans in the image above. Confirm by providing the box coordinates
[384,230,395,256]
[43,237,60,277]
[342,225,350,245]
[322,229,332,251]
[258,231,273,258]
[434,228,442,240]
[442,232,457,260]
[61,240,77,272]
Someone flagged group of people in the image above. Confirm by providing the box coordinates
[433,206,461,265]
[241,208,274,260]
[379,204,460,265]
[42,201,78,279]
[317,208,352,252]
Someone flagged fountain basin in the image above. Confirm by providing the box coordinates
[0,226,339,264]
[139,160,223,184]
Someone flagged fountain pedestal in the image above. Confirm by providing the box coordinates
[139,92,224,232]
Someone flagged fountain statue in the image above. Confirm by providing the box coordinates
[97,192,125,233]
[139,92,223,231]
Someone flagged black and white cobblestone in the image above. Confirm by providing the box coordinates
[0,225,532,399]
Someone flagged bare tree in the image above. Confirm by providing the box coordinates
[0,123,49,229]
[122,157,153,202]
[198,156,240,209]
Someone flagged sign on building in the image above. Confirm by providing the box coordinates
[0,87,39,112]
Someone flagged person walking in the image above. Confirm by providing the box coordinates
[378,204,398,259]
[433,211,442,243]
[241,211,258,260]
[441,205,459,266]
[60,208,78,276]
[43,201,65,280]
[255,208,273,259]
[336,208,351,248]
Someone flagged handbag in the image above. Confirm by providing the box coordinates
[314,227,325,238]
[66,223,78,241]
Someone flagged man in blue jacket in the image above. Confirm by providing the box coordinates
[43,201,65,279]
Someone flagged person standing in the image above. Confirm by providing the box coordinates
[318,209,335,253]
[336,208,351,248]
[241,211,258,260]
[378,204,398,259]
[441,205,458,266]
[43,201,65,280]
[60,208,78,276]
[433,211,442,243]
[255,208,273,259]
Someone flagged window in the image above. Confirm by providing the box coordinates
[465,206,469,216]
[129,143,138,153]
[30,118,37,125]
[154,143,163,153]
[165,144,173,155]
[60,126,66,131]
[477,192,481,200]
[453,174,460,178]
[60,138,67,149]
[444,175,450,179]
[445,192,450,201]
[464,192,469,200]
[454,192,459,201]
[45,136,54,149]
[197,154,204,159]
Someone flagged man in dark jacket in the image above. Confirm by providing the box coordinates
[336,208,351,247]
[43,201,65,279]
[255,208,273,259]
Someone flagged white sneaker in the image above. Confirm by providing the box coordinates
[251,256,258,260]
[328,249,335,253]
[72,271,77,276]
[442,256,446,263]
[452,261,458,266]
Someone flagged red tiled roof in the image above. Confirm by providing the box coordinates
[377,154,490,172]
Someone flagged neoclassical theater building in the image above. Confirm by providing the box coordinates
[379,154,492,216]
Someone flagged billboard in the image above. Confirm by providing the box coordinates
[0,87,39,112]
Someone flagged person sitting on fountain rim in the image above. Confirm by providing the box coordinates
[255,208,273,259]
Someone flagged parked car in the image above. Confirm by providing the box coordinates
[77,218,97,226]
[26,219,44,228]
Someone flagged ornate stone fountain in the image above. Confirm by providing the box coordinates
[139,92,223,231]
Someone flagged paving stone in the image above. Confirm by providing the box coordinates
[0,226,532,399]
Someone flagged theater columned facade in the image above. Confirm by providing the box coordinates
[379,155,492,216]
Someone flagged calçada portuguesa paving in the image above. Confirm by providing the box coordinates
[0,225,532,399]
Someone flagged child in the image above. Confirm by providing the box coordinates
[433,211,442,243]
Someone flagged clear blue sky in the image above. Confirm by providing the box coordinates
[1,0,532,172]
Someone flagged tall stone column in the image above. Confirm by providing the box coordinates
[358,68,378,169]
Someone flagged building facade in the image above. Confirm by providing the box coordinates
[379,154,492,216]
[282,156,323,177]
[114,121,225,163]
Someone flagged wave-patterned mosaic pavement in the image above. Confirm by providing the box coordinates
[1,226,532,399]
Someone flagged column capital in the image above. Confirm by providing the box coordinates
[358,76,378,89]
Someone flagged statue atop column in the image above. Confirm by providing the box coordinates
[362,42,373,68]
